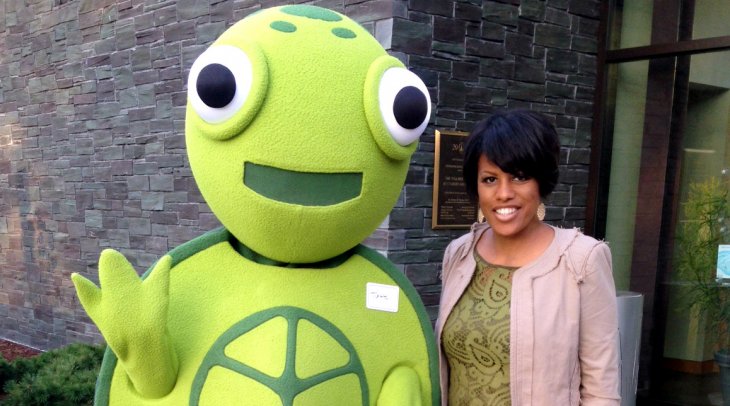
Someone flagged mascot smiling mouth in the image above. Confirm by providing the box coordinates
[244,162,363,206]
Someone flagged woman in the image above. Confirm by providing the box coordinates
[435,109,620,405]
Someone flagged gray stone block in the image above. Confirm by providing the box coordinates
[434,16,465,43]
[466,85,492,105]
[409,0,453,17]
[570,184,588,206]
[404,185,433,208]
[107,229,130,248]
[128,217,151,235]
[433,41,465,58]
[94,102,121,119]
[483,1,518,27]
[547,48,578,73]
[150,175,174,191]
[565,100,592,117]
[546,81,575,98]
[568,0,600,19]
[480,58,514,79]
[455,2,481,22]
[404,262,440,285]
[577,15,600,36]
[515,56,546,84]
[97,146,124,160]
[141,192,165,210]
[438,79,467,108]
[389,208,424,229]
[63,167,83,182]
[177,0,210,20]
[548,0,570,10]
[391,18,432,56]
[508,82,545,102]
[452,62,479,82]
[505,32,533,57]
[409,55,451,72]
[405,237,450,251]
[84,210,103,228]
[133,70,159,86]
[564,206,586,221]
[572,35,597,53]
[148,154,183,168]
[466,38,504,59]
[164,21,196,43]
[560,167,589,185]
[388,249,430,264]
[535,23,571,49]
[127,175,150,191]
[578,53,597,73]
[520,0,546,21]
[567,73,594,86]
[545,6,570,26]
[556,114,576,129]
[576,85,593,101]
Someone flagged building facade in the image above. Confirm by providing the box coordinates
[0,0,600,385]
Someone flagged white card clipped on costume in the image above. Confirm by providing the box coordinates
[366,282,399,313]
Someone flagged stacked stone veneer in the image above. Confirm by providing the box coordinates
[0,0,600,349]
[383,0,601,321]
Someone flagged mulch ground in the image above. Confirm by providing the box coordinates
[0,339,41,362]
[0,339,42,401]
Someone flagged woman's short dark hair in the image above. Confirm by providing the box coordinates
[462,109,560,201]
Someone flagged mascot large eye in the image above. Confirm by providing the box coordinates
[378,68,431,146]
[188,45,253,124]
[365,57,431,160]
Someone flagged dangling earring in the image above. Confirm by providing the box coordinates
[537,202,545,221]
[477,208,486,223]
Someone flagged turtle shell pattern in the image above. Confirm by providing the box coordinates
[93,228,438,405]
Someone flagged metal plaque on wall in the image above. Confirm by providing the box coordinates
[432,130,478,229]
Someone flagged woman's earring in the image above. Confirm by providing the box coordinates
[477,208,486,223]
[537,202,545,221]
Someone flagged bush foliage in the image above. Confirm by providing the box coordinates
[0,343,103,406]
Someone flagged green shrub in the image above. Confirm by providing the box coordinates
[0,355,12,387]
[1,343,104,406]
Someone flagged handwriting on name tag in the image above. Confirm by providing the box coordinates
[366,282,399,313]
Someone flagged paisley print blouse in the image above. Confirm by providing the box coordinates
[442,250,516,406]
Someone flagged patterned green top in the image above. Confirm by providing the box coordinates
[442,249,517,406]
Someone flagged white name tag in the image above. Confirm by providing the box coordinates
[366,282,399,313]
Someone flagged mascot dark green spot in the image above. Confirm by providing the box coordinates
[72,5,438,405]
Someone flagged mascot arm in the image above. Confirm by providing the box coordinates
[71,249,178,399]
[376,365,423,406]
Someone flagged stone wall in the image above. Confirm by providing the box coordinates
[0,0,398,349]
[0,0,600,349]
[384,0,601,320]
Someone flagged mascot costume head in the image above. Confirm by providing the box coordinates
[72,5,438,405]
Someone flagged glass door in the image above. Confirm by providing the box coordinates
[591,1,730,404]
[658,49,730,406]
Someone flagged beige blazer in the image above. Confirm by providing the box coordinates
[435,223,621,406]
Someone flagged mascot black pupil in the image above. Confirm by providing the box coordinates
[197,63,236,108]
[393,86,428,130]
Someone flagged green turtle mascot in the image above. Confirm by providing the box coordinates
[71,4,439,406]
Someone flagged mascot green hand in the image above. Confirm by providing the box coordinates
[72,251,177,398]
[72,5,438,405]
